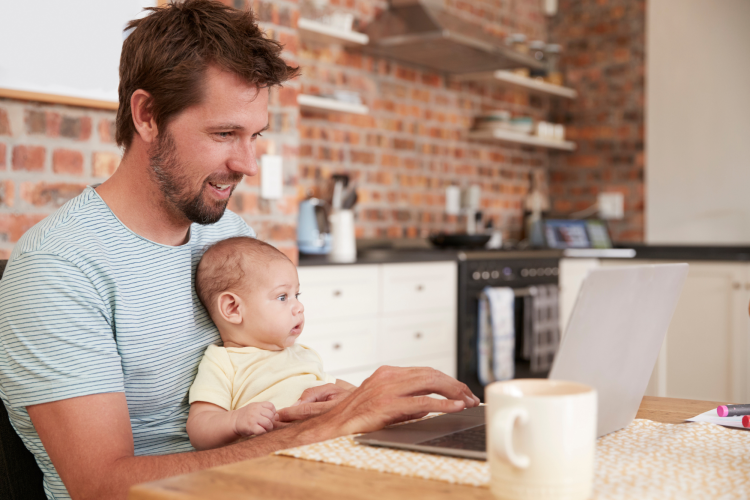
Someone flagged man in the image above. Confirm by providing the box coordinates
[0,2,479,499]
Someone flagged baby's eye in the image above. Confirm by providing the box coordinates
[295,292,302,299]
[277,294,287,301]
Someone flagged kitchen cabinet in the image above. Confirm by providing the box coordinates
[297,261,457,386]
[560,258,750,402]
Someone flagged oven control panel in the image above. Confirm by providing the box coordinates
[464,259,560,286]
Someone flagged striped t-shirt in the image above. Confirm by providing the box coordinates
[0,186,254,500]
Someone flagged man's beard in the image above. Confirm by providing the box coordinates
[148,130,243,225]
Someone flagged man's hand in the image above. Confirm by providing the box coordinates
[232,402,277,437]
[306,366,480,438]
[277,383,352,422]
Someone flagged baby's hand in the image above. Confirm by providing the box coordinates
[232,401,277,437]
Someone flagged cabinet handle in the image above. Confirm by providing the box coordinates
[333,343,342,350]
[414,332,423,339]
[416,284,424,292]
[333,290,342,297]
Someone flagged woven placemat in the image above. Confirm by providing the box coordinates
[276,419,750,498]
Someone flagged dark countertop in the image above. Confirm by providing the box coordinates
[625,244,750,262]
[298,243,750,266]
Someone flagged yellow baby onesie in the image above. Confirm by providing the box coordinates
[189,344,336,410]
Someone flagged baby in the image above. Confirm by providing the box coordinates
[187,236,354,450]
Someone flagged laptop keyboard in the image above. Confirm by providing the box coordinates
[417,424,486,451]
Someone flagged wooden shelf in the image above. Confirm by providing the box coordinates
[298,18,369,46]
[298,94,369,115]
[467,128,576,150]
[454,70,577,99]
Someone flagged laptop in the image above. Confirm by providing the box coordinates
[354,263,689,460]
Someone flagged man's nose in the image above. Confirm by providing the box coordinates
[227,137,259,177]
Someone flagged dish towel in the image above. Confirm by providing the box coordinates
[477,287,515,384]
[522,285,561,373]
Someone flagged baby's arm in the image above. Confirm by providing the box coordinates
[187,401,277,451]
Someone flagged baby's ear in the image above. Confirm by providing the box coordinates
[217,292,243,325]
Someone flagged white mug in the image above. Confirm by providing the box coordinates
[486,379,597,500]
[328,209,356,263]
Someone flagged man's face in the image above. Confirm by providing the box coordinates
[148,65,269,225]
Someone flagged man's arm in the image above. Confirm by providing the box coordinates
[29,366,477,500]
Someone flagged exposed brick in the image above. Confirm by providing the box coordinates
[20,182,87,208]
[278,86,298,107]
[278,31,298,54]
[226,192,259,215]
[0,108,11,136]
[0,180,14,207]
[92,152,121,178]
[52,149,84,175]
[98,119,116,143]
[0,143,6,170]
[0,213,47,243]
[12,145,46,171]
[60,116,92,141]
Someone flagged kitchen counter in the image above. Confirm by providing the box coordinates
[297,243,750,266]
[297,248,565,266]
[624,244,750,262]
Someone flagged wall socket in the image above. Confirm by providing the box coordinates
[598,192,624,220]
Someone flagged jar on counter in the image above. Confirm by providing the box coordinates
[545,43,564,86]
[505,33,528,55]
[529,40,547,62]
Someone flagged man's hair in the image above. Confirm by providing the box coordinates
[195,236,291,314]
[116,0,299,151]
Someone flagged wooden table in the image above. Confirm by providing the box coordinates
[129,396,725,500]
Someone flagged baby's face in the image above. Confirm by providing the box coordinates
[232,258,304,350]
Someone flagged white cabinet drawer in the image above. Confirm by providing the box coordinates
[301,319,377,373]
[380,262,456,314]
[297,265,379,321]
[378,312,455,363]
[387,353,456,379]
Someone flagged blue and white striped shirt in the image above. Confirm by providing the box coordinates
[0,186,254,499]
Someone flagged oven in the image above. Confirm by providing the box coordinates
[456,251,561,400]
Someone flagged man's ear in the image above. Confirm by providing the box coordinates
[216,292,243,325]
[130,89,158,144]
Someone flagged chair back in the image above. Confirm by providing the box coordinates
[0,260,47,499]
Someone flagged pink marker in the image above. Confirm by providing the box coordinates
[717,404,750,417]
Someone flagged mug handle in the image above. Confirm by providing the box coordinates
[491,407,531,469]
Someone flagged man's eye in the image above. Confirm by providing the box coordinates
[252,132,263,140]
[277,294,287,301]
[216,132,232,138]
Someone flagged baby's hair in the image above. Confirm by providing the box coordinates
[195,236,290,314]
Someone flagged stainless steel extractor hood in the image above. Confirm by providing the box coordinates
[363,0,544,74]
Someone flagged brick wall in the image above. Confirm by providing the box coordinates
[548,0,645,242]
[297,0,554,240]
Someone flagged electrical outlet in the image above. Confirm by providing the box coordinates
[260,155,283,200]
[445,186,461,215]
[598,192,624,220]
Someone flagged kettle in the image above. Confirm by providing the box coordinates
[297,198,332,255]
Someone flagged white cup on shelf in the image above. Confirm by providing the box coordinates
[486,379,597,500]
[328,209,356,263]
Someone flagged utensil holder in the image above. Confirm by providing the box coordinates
[328,210,356,263]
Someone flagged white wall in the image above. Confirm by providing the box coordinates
[0,1,155,103]
[646,0,750,244]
